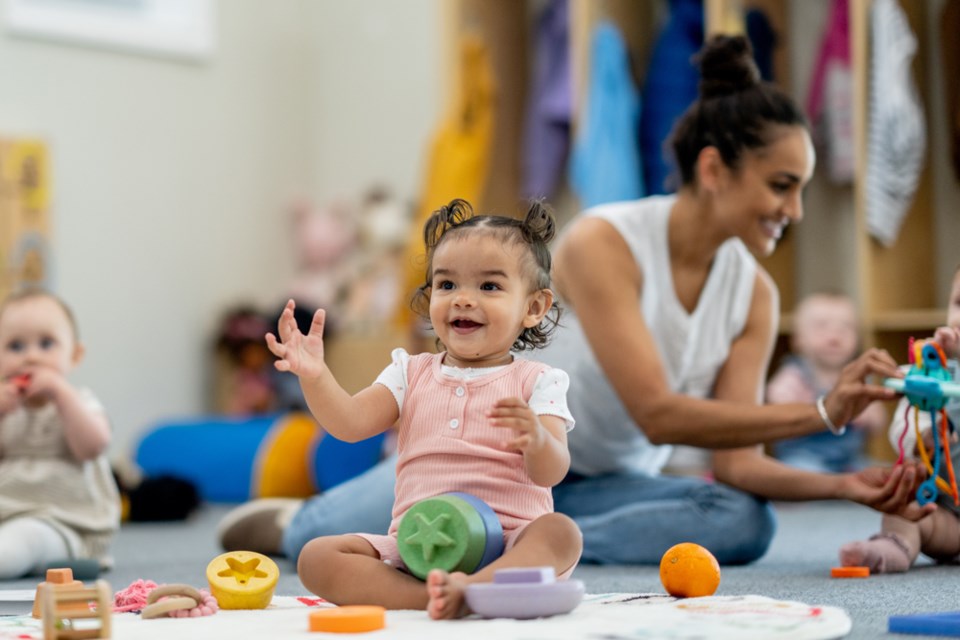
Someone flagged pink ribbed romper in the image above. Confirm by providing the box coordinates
[355,352,556,567]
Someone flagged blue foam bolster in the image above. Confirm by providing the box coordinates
[135,414,278,502]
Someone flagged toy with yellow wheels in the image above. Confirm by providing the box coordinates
[206,550,279,609]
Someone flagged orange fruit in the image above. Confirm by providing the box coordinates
[659,542,721,598]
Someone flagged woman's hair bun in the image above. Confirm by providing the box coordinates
[696,34,761,100]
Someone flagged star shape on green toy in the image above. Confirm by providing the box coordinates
[403,513,455,561]
[218,557,268,585]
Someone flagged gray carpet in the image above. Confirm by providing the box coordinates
[4,500,958,639]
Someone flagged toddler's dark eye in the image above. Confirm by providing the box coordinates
[481,282,501,291]
[6,339,24,353]
[437,280,455,290]
[40,337,56,350]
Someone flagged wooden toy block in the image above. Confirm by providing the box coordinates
[40,579,111,640]
[32,568,85,618]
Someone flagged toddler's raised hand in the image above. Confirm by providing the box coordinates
[265,300,329,380]
[489,397,547,454]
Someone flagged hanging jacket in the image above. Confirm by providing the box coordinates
[807,0,854,184]
[569,21,644,208]
[521,0,572,199]
[638,0,703,195]
[865,0,926,247]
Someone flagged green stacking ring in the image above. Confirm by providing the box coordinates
[397,494,487,580]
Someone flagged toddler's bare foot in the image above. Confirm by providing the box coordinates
[839,533,910,573]
[426,569,470,620]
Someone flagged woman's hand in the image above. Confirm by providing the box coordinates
[822,348,901,428]
[841,462,937,521]
[265,300,329,380]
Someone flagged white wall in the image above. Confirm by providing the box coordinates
[0,0,441,457]
[304,1,441,201]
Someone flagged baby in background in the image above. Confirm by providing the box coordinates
[0,289,120,579]
[267,198,582,619]
[766,292,887,473]
[840,268,960,573]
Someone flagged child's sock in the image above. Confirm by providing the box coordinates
[838,532,911,573]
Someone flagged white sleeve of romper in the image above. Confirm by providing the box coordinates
[528,368,575,431]
[373,348,411,413]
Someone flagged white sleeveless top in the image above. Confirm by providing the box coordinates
[539,195,758,475]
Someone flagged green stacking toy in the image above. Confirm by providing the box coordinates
[397,494,495,580]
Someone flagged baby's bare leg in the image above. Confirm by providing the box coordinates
[427,512,582,620]
[913,508,960,562]
[298,535,428,609]
[839,514,917,573]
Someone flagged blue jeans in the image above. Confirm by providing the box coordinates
[282,454,776,566]
[773,430,867,474]
[282,455,396,560]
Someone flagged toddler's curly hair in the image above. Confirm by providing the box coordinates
[411,198,560,351]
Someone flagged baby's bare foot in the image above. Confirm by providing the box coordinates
[839,534,910,573]
[426,569,470,620]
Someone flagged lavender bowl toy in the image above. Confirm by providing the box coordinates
[465,567,584,619]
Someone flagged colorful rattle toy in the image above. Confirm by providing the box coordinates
[883,339,960,506]
[397,492,504,580]
[465,567,584,619]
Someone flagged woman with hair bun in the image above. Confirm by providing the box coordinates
[219,35,930,568]
[540,34,929,564]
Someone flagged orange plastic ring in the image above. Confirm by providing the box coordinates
[831,566,869,578]
[309,606,386,633]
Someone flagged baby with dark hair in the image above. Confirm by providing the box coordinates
[266,199,581,618]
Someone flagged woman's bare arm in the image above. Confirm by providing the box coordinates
[552,217,898,449]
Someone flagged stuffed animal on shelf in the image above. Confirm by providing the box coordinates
[342,188,413,333]
[214,306,276,416]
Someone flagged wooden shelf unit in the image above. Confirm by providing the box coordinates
[439,0,957,366]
